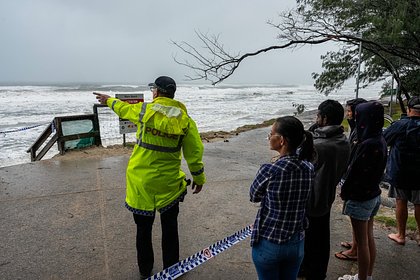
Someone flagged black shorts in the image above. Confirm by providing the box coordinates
[388,186,420,204]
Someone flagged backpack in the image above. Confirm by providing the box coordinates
[396,118,420,189]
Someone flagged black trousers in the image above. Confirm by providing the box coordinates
[133,203,180,276]
[300,212,331,280]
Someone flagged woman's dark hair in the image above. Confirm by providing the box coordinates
[346,98,367,115]
[274,116,314,161]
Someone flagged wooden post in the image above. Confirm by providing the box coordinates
[55,118,65,155]
[92,104,103,146]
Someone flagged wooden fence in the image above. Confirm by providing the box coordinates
[26,113,101,162]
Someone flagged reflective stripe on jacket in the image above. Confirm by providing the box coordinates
[106,96,206,211]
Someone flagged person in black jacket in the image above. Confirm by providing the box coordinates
[335,98,367,262]
[384,96,420,246]
[338,101,387,280]
[300,100,350,280]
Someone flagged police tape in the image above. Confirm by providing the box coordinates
[147,224,253,280]
[0,122,52,135]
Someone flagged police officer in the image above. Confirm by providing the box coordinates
[94,76,206,278]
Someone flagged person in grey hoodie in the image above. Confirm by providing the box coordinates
[299,100,351,280]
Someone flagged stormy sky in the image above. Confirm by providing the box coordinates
[0,0,336,85]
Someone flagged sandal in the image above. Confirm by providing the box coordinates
[340,241,352,249]
[334,251,357,261]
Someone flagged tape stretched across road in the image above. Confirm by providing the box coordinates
[147,224,253,280]
[0,122,51,135]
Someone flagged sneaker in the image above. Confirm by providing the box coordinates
[338,274,359,280]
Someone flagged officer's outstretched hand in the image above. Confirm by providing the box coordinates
[93,92,111,105]
[192,182,203,194]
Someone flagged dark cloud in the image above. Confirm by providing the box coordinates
[0,0,332,85]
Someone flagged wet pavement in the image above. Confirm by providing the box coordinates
[1,127,419,280]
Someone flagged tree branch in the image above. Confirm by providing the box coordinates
[173,30,333,85]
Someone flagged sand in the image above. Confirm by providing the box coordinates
[52,118,279,161]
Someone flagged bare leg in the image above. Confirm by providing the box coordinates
[351,218,369,280]
[367,218,376,276]
[388,199,407,245]
[415,204,420,245]
[351,230,358,255]
[340,228,358,257]
[414,204,420,232]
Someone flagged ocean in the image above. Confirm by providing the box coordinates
[0,83,381,168]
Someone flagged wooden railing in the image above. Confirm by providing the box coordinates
[26,113,101,162]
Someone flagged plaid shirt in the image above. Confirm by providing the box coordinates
[250,155,314,246]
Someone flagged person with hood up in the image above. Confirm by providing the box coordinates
[335,98,367,262]
[338,101,387,280]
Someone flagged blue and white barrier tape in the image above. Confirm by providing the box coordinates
[0,122,51,135]
[147,224,253,280]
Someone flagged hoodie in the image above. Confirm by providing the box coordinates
[341,101,387,201]
[346,98,367,147]
[308,125,350,216]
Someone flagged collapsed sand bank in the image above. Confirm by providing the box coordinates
[52,118,281,161]
[53,109,320,161]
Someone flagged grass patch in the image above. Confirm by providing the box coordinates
[375,216,397,228]
[387,101,405,120]
[375,215,418,231]
[406,216,418,231]
[341,101,405,131]
[341,120,350,132]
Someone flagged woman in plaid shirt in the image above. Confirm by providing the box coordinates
[250,116,315,280]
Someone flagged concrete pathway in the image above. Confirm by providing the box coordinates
[1,127,419,279]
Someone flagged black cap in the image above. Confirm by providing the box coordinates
[408,96,420,109]
[148,76,176,94]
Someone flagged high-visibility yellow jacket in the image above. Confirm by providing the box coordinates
[106,96,206,212]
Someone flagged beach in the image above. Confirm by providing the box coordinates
[50,109,318,162]
[49,121,279,162]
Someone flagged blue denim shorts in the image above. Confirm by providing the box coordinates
[342,195,381,221]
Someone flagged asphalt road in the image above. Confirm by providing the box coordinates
[1,127,419,279]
